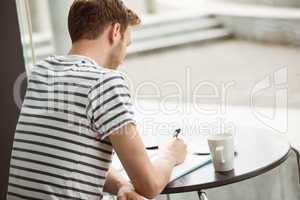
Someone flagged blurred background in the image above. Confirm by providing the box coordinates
[15,0,300,200]
[16,0,300,107]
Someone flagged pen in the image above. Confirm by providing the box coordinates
[173,128,181,138]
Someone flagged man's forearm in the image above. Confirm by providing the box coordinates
[150,153,177,194]
[104,157,175,197]
[103,167,131,195]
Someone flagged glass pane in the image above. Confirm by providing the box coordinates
[14,0,300,131]
[15,0,33,74]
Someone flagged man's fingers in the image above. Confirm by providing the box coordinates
[118,191,146,200]
[126,193,138,200]
[129,193,145,200]
[128,194,138,200]
[117,195,127,200]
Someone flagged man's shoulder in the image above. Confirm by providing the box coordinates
[88,68,128,92]
[89,69,128,88]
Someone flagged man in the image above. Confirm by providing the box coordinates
[7,0,187,199]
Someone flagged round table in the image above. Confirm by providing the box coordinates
[160,129,293,199]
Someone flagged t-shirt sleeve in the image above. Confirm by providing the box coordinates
[87,71,136,140]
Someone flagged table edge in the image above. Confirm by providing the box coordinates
[162,146,292,194]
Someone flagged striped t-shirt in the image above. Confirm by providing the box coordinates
[7,55,136,200]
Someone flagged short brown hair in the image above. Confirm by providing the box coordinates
[68,0,141,43]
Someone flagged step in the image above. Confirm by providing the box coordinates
[140,11,212,28]
[133,17,222,42]
[25,46,54,61]
[128,28,231,55]
[157,0,300,19]
[23,33,53,47]
[23,33,55,63]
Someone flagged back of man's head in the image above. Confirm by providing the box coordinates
[68,0,141,43]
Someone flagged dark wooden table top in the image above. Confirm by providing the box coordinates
[161,128,291,194]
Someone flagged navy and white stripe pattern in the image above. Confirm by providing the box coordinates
[7,55,136,200]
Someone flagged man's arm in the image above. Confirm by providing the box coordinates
[109,123,187,199]
[87,72,186,198]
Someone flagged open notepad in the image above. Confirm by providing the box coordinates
[113,151,212,183]
[169,154,211,182]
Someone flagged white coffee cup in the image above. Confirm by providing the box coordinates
[207,133,235,172]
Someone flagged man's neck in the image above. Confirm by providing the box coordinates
[69,40,109,67]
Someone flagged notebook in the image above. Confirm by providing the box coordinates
[169,154,211,182]
[113,151,212,183]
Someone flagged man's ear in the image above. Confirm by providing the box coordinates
[109,23,122,45]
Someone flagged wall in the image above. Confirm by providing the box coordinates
[219,17,300,46]
[215,0,300,46]
[48,0,72,55]
[0,1,26,198]
[219,0,300,7]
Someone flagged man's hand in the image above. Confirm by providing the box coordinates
[159,138,187,166]
[117,184,146,200]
